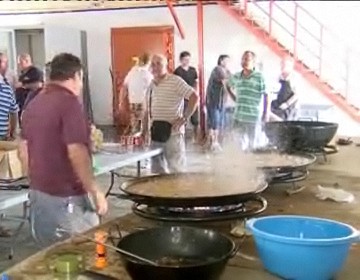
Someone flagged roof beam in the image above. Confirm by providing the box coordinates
[166,0,185,39]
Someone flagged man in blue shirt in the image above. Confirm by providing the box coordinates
[0,80,18,236]
[0,82,18,140]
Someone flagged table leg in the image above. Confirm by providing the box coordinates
[1,201,30,259]
[137,161,141,177]
[105,171,120,198]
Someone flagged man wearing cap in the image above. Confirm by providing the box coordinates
[18,54,34,79]
[16,66,44,122]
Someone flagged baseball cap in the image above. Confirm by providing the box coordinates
[19,66,44,85]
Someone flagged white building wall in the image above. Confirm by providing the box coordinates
[0,4,358,135]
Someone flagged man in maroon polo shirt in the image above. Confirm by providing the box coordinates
[19,53,108,248]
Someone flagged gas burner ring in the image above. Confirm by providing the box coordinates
[163,203,245,214]
[269,169,309,184]
[132,195,267,223]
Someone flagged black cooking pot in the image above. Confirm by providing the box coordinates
[117,226,236,280]
[264,121,338,152]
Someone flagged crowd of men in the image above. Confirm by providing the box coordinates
[0,49,298,246]
[123,50,299,154]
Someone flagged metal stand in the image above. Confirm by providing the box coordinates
[105,160,143,198]
[0,201,30,259]
[132,196,268,223]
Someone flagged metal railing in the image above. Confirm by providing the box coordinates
[228,0,360,108]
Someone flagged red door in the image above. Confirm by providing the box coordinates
[110,26,174,134]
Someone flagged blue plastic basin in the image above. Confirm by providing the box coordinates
[246,215,360,280]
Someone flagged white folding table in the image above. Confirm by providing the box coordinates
[0,189,29,259]
[0,146,162,259]
[94,147,163,196]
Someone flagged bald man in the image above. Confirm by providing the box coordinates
[143,54,199,174]
[0,53,17,90]
[18,53,43,85]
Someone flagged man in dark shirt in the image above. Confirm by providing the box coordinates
[15,66,44,125]
[206,54,231,152]
[19,53,108,248]
[174,51,199,143]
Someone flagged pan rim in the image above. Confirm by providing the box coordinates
[120,172,268,200]
[117,226,236,268]
[253,152,317,170]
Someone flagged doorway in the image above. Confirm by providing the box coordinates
[110,26,174,131]
[14,29,45,71]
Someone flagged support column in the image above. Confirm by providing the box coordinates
[197,0,206,138]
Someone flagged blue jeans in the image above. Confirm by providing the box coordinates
[207,105,224,130]
[222,107,235,131]
[29,190,99,248]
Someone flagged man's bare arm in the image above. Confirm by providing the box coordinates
[68,143,108,215]
[67,143,98,195]
[227,86,236,101]
[193,79,199,92]
[184,92,199,119]
[262,94,271,122]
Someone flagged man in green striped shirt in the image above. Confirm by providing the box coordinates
[228,51,269,150]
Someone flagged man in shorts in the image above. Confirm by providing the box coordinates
[205,55,231,152]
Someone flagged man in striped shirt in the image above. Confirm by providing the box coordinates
[228,50,269,151]
[143,54,199,174]
[0,81,18,140]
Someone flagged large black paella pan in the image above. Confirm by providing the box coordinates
[116,173,267,208]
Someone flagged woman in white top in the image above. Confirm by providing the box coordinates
[122,53,153,134]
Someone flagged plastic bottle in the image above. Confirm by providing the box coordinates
[94,230,108,269]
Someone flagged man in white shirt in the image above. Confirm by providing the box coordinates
[122,53,153,134]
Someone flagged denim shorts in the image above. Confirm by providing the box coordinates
[207,105,224,130]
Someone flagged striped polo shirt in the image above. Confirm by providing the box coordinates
[229,70,266,123]
[0,82,18,136]
[148,74,194,132]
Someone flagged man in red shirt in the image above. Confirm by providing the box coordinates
[19,53,108,248]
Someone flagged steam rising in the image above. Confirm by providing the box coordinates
[205,140,267,192]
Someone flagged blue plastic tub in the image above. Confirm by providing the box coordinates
[246,215,360,280]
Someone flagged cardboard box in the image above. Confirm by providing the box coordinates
[0,141,25,180]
